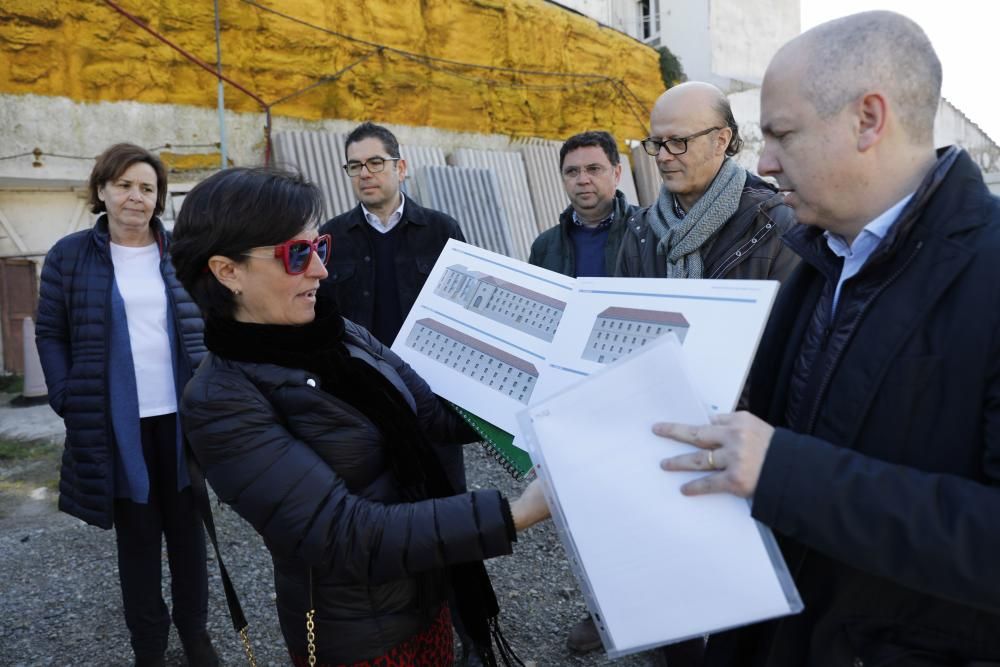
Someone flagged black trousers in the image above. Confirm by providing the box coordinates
[113,413,208,659]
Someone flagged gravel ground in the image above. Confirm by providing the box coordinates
[0,397,663,666]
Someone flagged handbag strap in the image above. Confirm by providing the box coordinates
[186,444,258,667]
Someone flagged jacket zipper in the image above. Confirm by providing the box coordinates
[762,240,924,665]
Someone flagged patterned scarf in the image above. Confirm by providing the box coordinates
[647,157,748,278]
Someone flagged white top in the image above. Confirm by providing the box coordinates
[824,193,913,315]
[110,242,177,417]
[361,192,406,233]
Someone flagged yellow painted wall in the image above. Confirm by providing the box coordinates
[1,0,663,141]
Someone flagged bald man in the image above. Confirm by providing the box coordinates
[616,82,797,281]
[655,11,1000,666]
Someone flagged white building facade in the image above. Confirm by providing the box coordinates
[434,265,566,342]
[581,306,689,364]
[405,318,539,404]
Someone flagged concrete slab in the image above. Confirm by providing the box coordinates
[0,393,64,443]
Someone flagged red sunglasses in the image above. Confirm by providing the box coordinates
[242,234,332,275]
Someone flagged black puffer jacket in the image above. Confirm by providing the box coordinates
[180,320,513,664]
[35,215,205,529]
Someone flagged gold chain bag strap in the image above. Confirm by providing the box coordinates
[306,568,317,666]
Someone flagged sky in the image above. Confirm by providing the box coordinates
[799,0,1000,144]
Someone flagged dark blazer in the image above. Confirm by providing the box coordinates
[35,216,205,529]
[615,171,799,281]
[180,320,512,664]
[319,196,464,341]
[707,147,1000,666]
[528,190,640,277]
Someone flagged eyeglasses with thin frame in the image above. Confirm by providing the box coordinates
[561,164,610,180]
[641,127,722,157]
[241,234,332,275]
[342,156,401,177]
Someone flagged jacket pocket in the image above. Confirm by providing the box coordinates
[844,617,998,667]
[870,355,942,462]
[325,259,357,284]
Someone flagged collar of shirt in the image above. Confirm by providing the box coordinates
[361,192,406,234]
[571,208,614,230]
[824,192,913,314]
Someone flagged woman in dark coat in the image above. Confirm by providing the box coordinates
[169,167,549,667]
[35,143,216,667]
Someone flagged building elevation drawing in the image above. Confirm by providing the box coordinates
[582,307,690,364]
[405,318,539,404]
[434,264,566,342]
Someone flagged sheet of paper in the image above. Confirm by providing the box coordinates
[391,239,576,436]
[391,240,778,445]
[519,334,801,657]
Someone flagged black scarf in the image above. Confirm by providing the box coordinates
[204,298,522,666]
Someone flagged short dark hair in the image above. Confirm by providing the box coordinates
[713,97,744,157]
[88,143,168,217]
[170,167,324,321]
[559,131,620,169]
[344,122,401,160]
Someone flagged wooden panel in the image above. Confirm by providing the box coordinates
[0,259,38,374]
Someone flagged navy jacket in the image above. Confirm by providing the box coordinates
[707,148,1000,666]
[35,216,205,529]
[180,320,512,663]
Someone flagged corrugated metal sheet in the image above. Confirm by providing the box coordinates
[272,130,449,218]
[414,166,514,257]
[512,138,566,236]
[630,142,663,207]
[617,153,640,206]
[450,148,536,261]
[398,145,448,203]
[272,130,354,219]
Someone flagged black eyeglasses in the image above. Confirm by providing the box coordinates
[242,235,332,275]
[641,127,722,156]
[342,157,401,177]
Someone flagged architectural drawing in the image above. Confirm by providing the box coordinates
[435,264,566,342]
[581,307,689,364]
[405,317,539,404]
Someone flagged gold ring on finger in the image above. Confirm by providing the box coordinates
[707,449,715,470]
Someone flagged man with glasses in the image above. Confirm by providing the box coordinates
[320,122,479,664]
[320,121,465,347]
[616,82,797,282]
[528,131,639,278]
[612,81,797,667]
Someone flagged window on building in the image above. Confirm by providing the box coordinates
[638,0,660,41]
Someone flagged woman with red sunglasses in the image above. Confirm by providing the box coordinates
[170,167,549,667]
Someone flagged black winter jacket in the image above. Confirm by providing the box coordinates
[615,172,799,281]
[180,320,513,664]
[35,216,205,529]
[320,197,464,340]
[528,190,640,277]
[707,147,1000,666]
